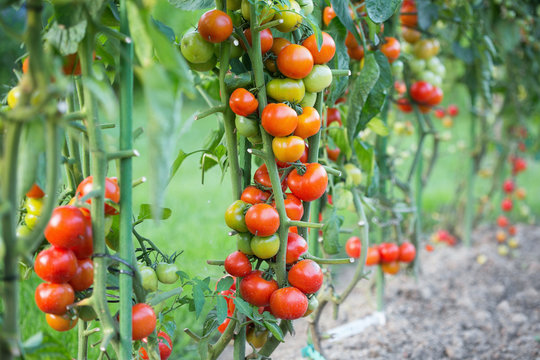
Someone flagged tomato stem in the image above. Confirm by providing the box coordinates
[255,19,284,32]
[195,104,226,120]
[288,220,324,229]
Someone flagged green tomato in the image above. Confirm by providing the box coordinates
[241,0,275,23]
[248,135,263,144]
[250,234,280,259]
[304,295,319,316]
[333,185,353,210]
[409,58,426,75]
[156,262,180,284]
[231,36,244,58]
[225,200,249,233]
[237,232,254,255]
[104,215,114,237]
[426,56,441,71]
[16,225,31,238]
[391,60,404,76]
[344,163,363,186]
[300,92,317,107]
[227,0,241,10]
[297,0,314,15]
[274,0,302,33]
[418,70,437,84]
[139,265,158,292]
[187,55,217,72]
[303,65,332,93]
[235,116,260,138]
[432,75,442,88]
[181,30,215,64]
[266,78,305,103]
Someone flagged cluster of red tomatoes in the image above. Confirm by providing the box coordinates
[431,229,457,247]
[434,104,459,128]
[345,236,416,275]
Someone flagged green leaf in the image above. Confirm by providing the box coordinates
[263,321,285,342]
[366,117,389,136]
[168,0,214,10]
[137,204,172,221]
[325,20,350,105]
[151,17,176,42]
[202,310,219,337]
[330,0,361,45]
[416,0,439,30]
[192,282,206,318]
[127,2,154,67]
[329,126,352,160]
[44,19,87,55]
[365,0,400,23]
[233,297,254,318]
[216,296,228,324]
[322,208,343,255]
[216,276,234,292]
[81,77,119,122]
[354,140,375,190]
[17,120,45,198]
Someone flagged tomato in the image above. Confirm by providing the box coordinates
[398,242,416,263]
[156,262,179,284]
[198,9,233,43]
[381,261,400,275]
[434,108,445,118]
[381,37,401,63]
[447,104,459,116]
[323,6,336,26]
[181,30,215,64]
[501,198,513,212]
[302,32,336,64]
[241,0,275,23]
[512,157,527,174]
[229,88,258,116]
[77,176,120,215]
[227,0,242,10]
[243,28,273,54]
[44,206,88,249]
[400,0,417,27]
[396,98,413,113]
[254,163,274,189]
[236,232,254,255]
[7,86,21,109]
[365,246,380,266]
[303,64,332,93]
[281,193,304,221]
[413,39,440,59]
[274,0,302,33]
[246,327,268,348]
[401,26,420,43]
[304,295,318,316]
[241,186,270,205]
[347,45,364,61]
[26,183,45,198]
[139,265,158,292]
[245,203,279,237]
[225,200,249,232]
[46,313,78,332]
[287,163,328,202]
[272,136,305,163]
[425,244,434,252]
[288,259,323,294]
[225,251,252,277]
[344,163,362,186]
[61,52,94,76]
[497,215,509,228]
[70,218,93,259]
[286,232,308,264]
[132,303,157,340]
[326,146,340,162]
[140,331,173,360]
[269,287,308,320]
[35,283,75,315]
[266,78,306,103]
[235,116,260,138]
[261,103,298,137]
[300,92,317,107]
[251,233,280,259]
[25,197,43,216]
[25,213,39,229]
[277,44,314,80]
[345,236,361,258]
[508,225,517,236]
[515,187,526,200]
[34,247,78,283]
[67,258,94,291]
[240,270,278,306]
[294,107,320,139]
[427,86,443,106]
[410,81,435,104]
[326,108,342,126]
[217,316,231,333]
[378,243,399,263]
[502,179,515,194]
[186,54,218,72]
[271,37,292,55]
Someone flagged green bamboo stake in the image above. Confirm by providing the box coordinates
[463,94,477,247]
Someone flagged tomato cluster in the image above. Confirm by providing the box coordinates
[18,184,45,236]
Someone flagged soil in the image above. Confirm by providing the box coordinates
[262,225,540,360]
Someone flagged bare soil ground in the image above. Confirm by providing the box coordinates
[266,225,540,360]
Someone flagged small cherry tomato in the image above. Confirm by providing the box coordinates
[398,242,416,263]
[426,86,443,106]
[396,98,413,113]
[347,45,364,61]
[365,246,380,266]
[237,232,254,255]
[272,136,306,163]
[326,108,342,126]
[198,9,233,43]
[261,103,298,137]
[345,236,361,258]
[378,243,399,263]
[46,313,78,332]
[401,26,421,43]
[287,163,328,202]
[280,193,304,221]
[277,44,314,79]
[156,262,180,284]
[323,6,336,26]
[246,326,268,348]
[243,28,273,54]
[35,283,75,315]
[235,116,260,138]
[327,145,340,162]
[274,0,302,33]
[241,186,270,205]
[26,183,45,198]
[381,261,400,275]
[303,64,332,93]
[69,258,94,291]
[286,232,308,264]
[139,265,158,292]
[502,179,515,194]
[288,259,323,294]
[497,215,509,228]
[240,270,279,306]
[181,30,215,64]
[132,303,157,340]
[410,81,435,104]
[271,37,292,55]
[44,206,88,249]
[245,203,279,237]
[302,32,336,64]
[447,104,459,116]
[400,0,417,27]
[266,77,306,103]
[501,198,513,212]
[225,251,252,277]
[70,217,93,259]
[381,37,401,63]
[229,88,258,116]
[250,234,280,259]
[295,107,321,139]
[225,200,250,233]
[34,247,78,284]
[139,331,173,360]
[76,176,120,215]
[269,287,308,320]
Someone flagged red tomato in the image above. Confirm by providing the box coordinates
[272,136,306,163]
[35,283,75,315]
[365,246,380,266]
[426,86,443,106]
[299,145,309,163]
[381,37,401,63]
[345,236,361,258]
[501,198,513,212]
[508,225,517,236]
[434,108,445,118]
[241,186,270,205]
[288,259,323,294]
[243,28,273,54]
[45,313,78,332]
[253,163,288,191]
[447,104,459,116]
[70,217,93,259]
[397,98,413,113]
[398,242,416,263]
[347,45,364,61]
[269,287,308,320]
[26,184,45,198]
[381,261,400,275]
[132,303,157,340]
[34,247,78,283]
[326,108,342,126]
[295,107,321,139]
[497,215,509,228]
[239,270,279,307]
[44,206,88,249]
[261,103,298,137]
[378,243,399,263]
[271,37,292,55]
[425,244,434,252]
[68,258,94,291]
[76,176,120,215]
[198,9,233,43]
[302,32,336,64]
[512,157,527,174]
[139,331,173,360]
[285,232,308,264]
[277,44,314,79]
[410,81,435,104]
[225,251,252,277]
[245,203,280,236]
[323,6,336,26]
[326,146,340,161]
[289,226,298,234]
[287,163,328,202]
[282,193,304,221]
[217,316,231,333]
[394,81,407,95]
[400,0,418,27]
[502,179,515,194]
[229,88,258,116]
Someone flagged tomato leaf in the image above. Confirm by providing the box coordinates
[233,297,254,318]
[330,0,361,45]
[202,310,219,337]
[151,17,176,42]
[416,0,439,30]
[263,321,285,342]
[367,117,389,136]
[168,0,214,10]
[137,204,172,221]
[354,140,375,191]
[322,208,343,255]
[365,0,400,23]
[325,20,350,105]
[216,276,234,292]
[216,296,228,324]
[192,281,206,318]
[44,19,87,56]
[329,126,352,160]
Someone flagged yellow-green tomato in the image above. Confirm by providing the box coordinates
[250,234,280,259]
[25,214,38,229]
[7,86,21,109]
[235,116,260,138]
[303,65,332,93]
[139,265,158,292]
[25,197,44,216]
[344,163,363,186]
[266,78,305,103]
[241,0,275,23]
[300,92,317,107]
[297,0,314,15]
[181,30,215,64]
[227,0,241,10]
[246,327,268,348]
[225,200,250,233]
[237,232,254,255]
[274,0,302,33]
[16,224,31,238]
[77,305,98,321]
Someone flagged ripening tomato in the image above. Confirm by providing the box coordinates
[241,0,275,23]
[198,9,233,43]
[287,163,328,202]
[181,30,215,64]
[272,136,306,163]
[501,198,513,212]
[69,258,94,291]
[508,225,517,236]
[132,303,157,340]
[26,184,45,198]
[44,206,88,249]
[35,283,75,315]
[7,86,20,109]
[286,232,308,264]
[345,236,361,258]
[235,116,260,138]
[282,193,304,221]
[240,270,279,306]
[381,37,401,63]
[413,39,440,59]
[303,64,332,93]
[225,251,252,277]
[397,98,413,113]
[326,146,340,162]
[497,215,509,228]
[246,326,268,348]
[434,108,445,118]
[381,261,400,275]
[217,316,232,333]
[447,104,459,116]
[237,232,254,255]
[401,26,421,43]
[241,186,270,205]
[295,107,321,139]
[410,81,435,104]
[277,44,314,79]
[378,243,399,263]
[243,28,273,54]
[398,242,416,263]
[512,157,527,174]
[225,200,250,233]
[288,259,323,294]
[400,0,417,27]
[269,287,308,319]
[274,0,302,33]
[46,313,78,332]
[323,6,336,26]
[426,86,443,106]
[515,187,526,200]
[326,108,342,126]
[251,234,280,259]
[229,88,258,116]
[76,176,120,215]
[266,78,306,103]
[502,179,515,194]
[347,45,364,61]
[156,262,180,284]
[245,203,280,236]
[139,331,173,360]
[261,103,298,137]
[365,246,380,266]
[271,37,292,55]
[302,32,336,64]
[34,247,78,284]
[254,163,279,189]
[394,81,407,95]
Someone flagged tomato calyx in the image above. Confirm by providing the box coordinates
[293,162,307,176]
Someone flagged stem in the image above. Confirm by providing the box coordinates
[463,95,477,248]
[305,254,351,265]
[288,220,324,228]
[78,321,89,360]
[375,265,384,311]
[195,105,225,120]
